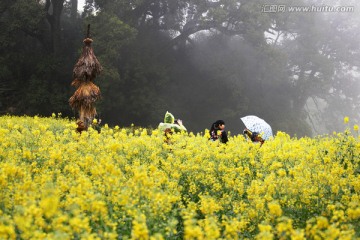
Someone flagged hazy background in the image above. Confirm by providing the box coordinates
[1,0,359,137]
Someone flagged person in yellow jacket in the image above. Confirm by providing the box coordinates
[158,111,187,133]
[243,128,265,146]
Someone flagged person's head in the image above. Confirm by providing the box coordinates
[251,132,265,143]
[251,132,259,141]
[213,120,225,130]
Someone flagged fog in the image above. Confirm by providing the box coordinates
[172,0,360,137]
[78,0,85,11]
[1,0,359,138]
[141,0,360,137]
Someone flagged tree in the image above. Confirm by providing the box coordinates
[0,0,82,116]
[271,0,360,135]
[81,0,279,130]
[45,0,66,55]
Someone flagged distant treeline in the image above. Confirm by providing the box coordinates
[0,0,359,136]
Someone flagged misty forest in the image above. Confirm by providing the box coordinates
[1,0,359,137]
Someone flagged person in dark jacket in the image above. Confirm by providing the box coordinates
[209,120,228,143]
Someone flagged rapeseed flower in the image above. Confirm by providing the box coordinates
[199,195,223,215]
[131,214,149,239]
[268,201,283,217]
[40,196,59,218]
[354,124,359,131]
[0,115,360,239]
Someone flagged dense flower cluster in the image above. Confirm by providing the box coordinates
[0,115,359,239]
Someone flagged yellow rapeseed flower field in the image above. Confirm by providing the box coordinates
[0,115,359,239]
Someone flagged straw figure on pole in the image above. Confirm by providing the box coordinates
[69,24,103,132]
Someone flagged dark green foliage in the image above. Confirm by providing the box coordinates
[0,0,359,137]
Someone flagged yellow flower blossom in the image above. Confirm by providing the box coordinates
[268,201,283,217]
[131,214,149,240]
[40,196,59,218]
[0,115,360,239]
[199,195,223,215]
[354,124,359,131]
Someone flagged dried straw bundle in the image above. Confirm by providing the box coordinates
[73,38,103,81]
[78,105,97,122]
[69,81,101,110]
[76,120,87,133]
[71,78,84,88]
[70,25,103,132]
[70,82,99,133]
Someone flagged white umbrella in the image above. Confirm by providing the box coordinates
[240,115,273,140]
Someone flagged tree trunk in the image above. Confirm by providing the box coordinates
[293,67,317,116]
[70,0,78,22]
[45,0,65,55]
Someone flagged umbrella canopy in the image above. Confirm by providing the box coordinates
[240,115,273,140]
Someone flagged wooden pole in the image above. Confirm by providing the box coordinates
[87,24,91,38]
